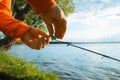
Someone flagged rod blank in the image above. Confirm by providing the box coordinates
[56,40,120,63]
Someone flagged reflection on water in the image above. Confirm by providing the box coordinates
[9,44,120,80]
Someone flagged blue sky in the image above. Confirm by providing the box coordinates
[63,0,120,42]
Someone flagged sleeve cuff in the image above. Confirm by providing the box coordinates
[26,0,56,13]
[14,22,32,41]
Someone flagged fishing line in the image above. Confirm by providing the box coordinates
[53,39,120,63]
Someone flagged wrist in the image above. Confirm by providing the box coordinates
[21,27,33,42]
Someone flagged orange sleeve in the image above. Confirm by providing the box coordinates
[0,0,31,40]
[26,0,56,13]
[0,13,31,40]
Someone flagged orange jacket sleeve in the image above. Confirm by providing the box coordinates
[26,0,56,13]
[0,0,31,40]
[0,0,56,40]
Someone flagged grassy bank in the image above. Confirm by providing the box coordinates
[0,50,60,80]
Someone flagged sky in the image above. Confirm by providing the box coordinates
[63,0,120,42]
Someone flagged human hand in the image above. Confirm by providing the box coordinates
[40,5,67,39]
[22,27,50,50]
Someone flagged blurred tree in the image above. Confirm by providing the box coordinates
[56,0,75,16]
[0,0,75,49]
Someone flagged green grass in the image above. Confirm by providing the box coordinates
[0,50,60,80]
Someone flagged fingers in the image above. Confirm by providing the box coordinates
[54,18,67,39]
[36,35,50,50]
[40,5,67,39]
[31,27,49,38]
[37,35,50,49]
[27,36,49,50]
[37,29,50,44]
[22,28,50,50]
[40,14,54,37]
[44,21,54,37]
[36,36,43,50]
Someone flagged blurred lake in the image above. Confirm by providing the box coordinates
[8,43,120,80]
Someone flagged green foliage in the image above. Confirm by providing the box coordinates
[0,50,60,80]
[56,0,75,16]
[12,0,26,10]
[12,0,27,17]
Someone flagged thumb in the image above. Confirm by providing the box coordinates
[45,21,54,36]
[46,23,54,37]
[40,14,54,37]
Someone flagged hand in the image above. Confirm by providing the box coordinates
[40,5,67,39]
[22,27,50,50]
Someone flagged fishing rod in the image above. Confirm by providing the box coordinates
[51,36,120,63]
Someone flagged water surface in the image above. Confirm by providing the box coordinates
[9,44,120,80]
